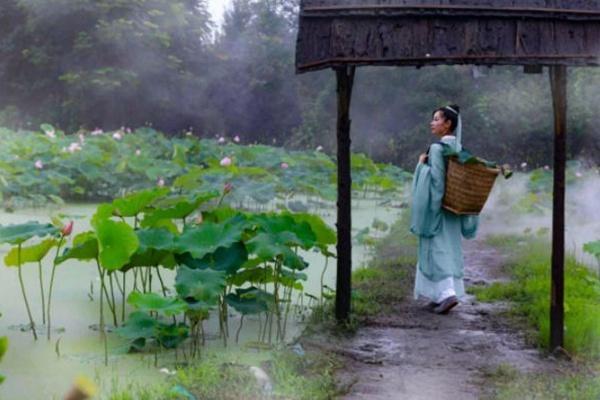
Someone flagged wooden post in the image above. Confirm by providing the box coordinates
[549,64,567,351]
[335,66,355,323]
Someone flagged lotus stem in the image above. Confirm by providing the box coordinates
[47,237,64,340]
[320,256,329,307]
[121,271,126,322]
[108,273,118,326]
[96,260,108,366]
[236,315,244,344]
[38,261,46,325]
[155,266,167,297]
[17,245,37,341]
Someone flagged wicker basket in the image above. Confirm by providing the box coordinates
[442,157,500,215]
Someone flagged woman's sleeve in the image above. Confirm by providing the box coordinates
[428,144,446,213]
[461,215,479,239]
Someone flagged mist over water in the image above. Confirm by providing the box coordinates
[480,164,600,269]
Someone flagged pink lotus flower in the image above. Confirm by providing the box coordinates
[126,128,132,134]
[135,149,141,156]
[233,135,240,143]
[61,221,74,236]
[316,145,323,152]
[68,142,82,153]
[44,128,56,139]
[34,160,44,169]
[157,178,165,187]
[112,132,122,140]
[544,165,550,170]
[520,162,527,169]
[223,182,233,194]
[220,157,232,167]
[575,172,582,178]
[78,133,85,143]
[91,128,103,136]
[280,162,289,169]
[218,137,226,144]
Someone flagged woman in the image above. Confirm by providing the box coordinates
[410,104,479,314]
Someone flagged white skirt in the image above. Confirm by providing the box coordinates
[413,264,465,304]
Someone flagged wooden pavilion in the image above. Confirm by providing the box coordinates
[295,0,600,351]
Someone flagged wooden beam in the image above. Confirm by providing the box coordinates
[335,66,355,323]
[549,65,567,351]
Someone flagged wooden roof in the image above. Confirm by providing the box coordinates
[296,0,600,73]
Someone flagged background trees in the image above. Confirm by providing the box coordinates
[0,0,598,169]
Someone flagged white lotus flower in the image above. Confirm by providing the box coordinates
[91,129,103,136]
[220,157,232,167]
[34,160,44,169]
[112,132,122,140]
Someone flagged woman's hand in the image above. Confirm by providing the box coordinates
[419,153,428,164]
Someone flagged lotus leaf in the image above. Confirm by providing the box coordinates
[55,232,98,264]
[246,233,308,270]
[4,238,57,267]
[229,266,274,287]
[176,241,248,276]
[175,266,225,306]
[283,212,335,247]
[251,214,316,249]
[584,241,600,259]
[127,292,188,317]
[95,219,139,271]
[116,311,158,340]
[156,323,189,349]
[0,222,58,245]
[141,192,219,227]
[111,187,170,217]
[225,287,273,315]
[173,221,244,259]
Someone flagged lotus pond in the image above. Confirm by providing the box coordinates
[0,194,401,399]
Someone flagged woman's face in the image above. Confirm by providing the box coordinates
[430,111,452,137]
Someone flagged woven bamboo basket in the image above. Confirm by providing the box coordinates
[442,157,500,215]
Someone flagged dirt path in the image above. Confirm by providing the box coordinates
[304,238,561,400]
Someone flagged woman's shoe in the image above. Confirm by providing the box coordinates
[434,295,458,314]
[424,301,439,311]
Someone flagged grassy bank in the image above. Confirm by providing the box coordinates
[472,233,600,399]
[106,348,339,400]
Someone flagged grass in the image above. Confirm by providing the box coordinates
[481,362,600,400]
[106,349,340,400]
[473,234,600,359]
[474,233,600,400]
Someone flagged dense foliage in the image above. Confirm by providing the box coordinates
[0,125,410,209]
[0,0,597,169]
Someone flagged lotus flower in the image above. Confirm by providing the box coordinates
[520,162,527,169]
[112,132,122,140]
[135,149,141,156]
[61,221,74,236]
[316,145,323,152]
[157,178,165,187]
[220,157,232,167]
[185,131,193,137]
[44,128,56,139]
[68,142,82,153]
[125,128,132,134]
[280,162,289,169]
[78,133,85,143]
[223,182,233,194]
[91,128,103,136]
[218,137,226,144]
[233,135,240,143]
[575,172,582,178]
[544,165,550,170]
[34,160,44,169]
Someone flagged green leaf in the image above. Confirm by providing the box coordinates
[4,238,57,267]
[95,219,139,271]
[225,287,273,315]
[246,233,308,270]
[176,241,248,276]
[251,214,316,249]
[173,221,244,259]
[175,266,225,306]
[55,231,98,264]
[112,188,170,217]
[116,311,158,341]
[283,212,336,247]
[0,222,58,245]
[583,241,600,258]
[127,292,188,317]
[141,192,220,227]
[156,323,189,349]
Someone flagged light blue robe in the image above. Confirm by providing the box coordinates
[410,135,479,303]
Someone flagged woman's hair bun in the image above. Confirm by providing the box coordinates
[447,104,460,114]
